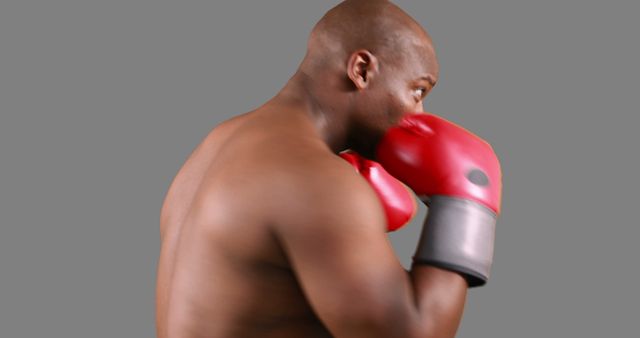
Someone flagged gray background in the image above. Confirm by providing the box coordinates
[1,0,638,337]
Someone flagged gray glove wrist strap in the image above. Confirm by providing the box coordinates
[413,195,497,287]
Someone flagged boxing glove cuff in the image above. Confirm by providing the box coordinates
[413,195,497,287]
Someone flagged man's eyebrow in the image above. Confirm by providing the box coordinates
[420,76,437,87]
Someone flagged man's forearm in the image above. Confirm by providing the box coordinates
[401,267,467,338]
[406,264,467,338]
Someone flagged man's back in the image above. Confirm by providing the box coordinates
[156,109,345,337]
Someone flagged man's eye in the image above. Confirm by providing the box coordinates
[414,87,427,99]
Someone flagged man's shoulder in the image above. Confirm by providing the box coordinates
[263,149,382,220]
[264,148,361,190]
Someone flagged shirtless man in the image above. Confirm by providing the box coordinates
[156,1,502,337]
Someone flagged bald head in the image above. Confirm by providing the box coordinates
[303,0,437,77]
[276,0,439,158]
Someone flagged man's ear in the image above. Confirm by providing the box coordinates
[347,50,379,90]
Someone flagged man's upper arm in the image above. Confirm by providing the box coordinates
[272,163,421,337]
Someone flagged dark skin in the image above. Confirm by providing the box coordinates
[156,1,466,337]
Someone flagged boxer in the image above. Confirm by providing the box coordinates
[156,1,501,337]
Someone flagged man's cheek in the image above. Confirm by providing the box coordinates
[386,102,404,122]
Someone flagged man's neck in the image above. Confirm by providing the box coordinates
[265,72,350,154]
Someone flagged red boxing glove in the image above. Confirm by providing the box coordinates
[376,113,501,213]
[340,150,417,232]
[376,113,503,287]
